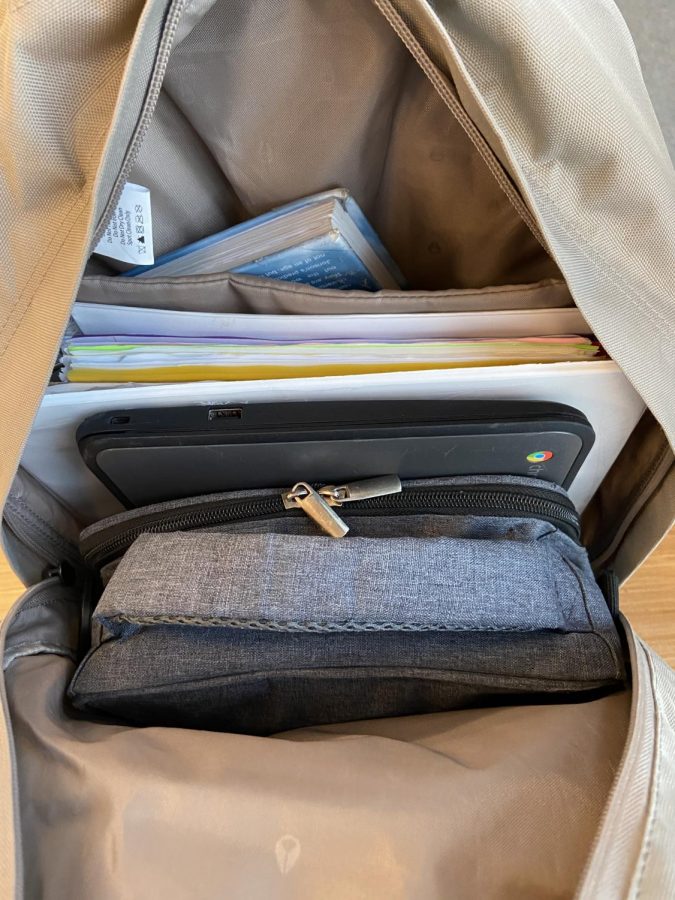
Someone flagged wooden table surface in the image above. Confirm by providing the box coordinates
[1,529,674,667]
[0,561,22,619]
[620,528,675,666]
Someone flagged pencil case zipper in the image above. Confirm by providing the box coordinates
[81,479,580,570]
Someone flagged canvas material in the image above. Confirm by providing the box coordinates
[0,0,167,520]
[67,510,623,733]
[88,517,599,631]
[1,584,629,899]
[0,0,674,895]
[575,619,675,898]
[628,643,675,895]
[69,626,623,735]
[2,580,673,898]
[98,0,555,289]
[0,0,672,565]
[3,582,675,899]
[77,271,573,314]
[420,0,675,441]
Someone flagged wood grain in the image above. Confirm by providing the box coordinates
[621,528,675,667]
[0,561,22,620]
[0,532,673,665]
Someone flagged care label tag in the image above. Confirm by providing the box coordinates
[94,182,154,265]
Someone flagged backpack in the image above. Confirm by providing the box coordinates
[1,1,674,896]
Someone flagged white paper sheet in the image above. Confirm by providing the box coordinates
[26,361,644,523]
[71,302,592,342]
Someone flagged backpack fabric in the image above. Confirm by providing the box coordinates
[1,1,674,896]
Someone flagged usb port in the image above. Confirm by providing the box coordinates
[208,407,243,421]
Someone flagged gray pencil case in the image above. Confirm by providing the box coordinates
[69,476,624,734]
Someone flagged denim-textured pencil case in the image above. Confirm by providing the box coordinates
[69,476,624,735]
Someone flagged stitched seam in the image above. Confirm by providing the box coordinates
[372,0,537,230]
[69,46,133,125]
[4,501,76,559]
[0,191,94,358]
[3,642,77,669]
[633,646,662,898]
[11,597,59,618]
[9,597,77,633]
[108,612,607,634]
[71,660,619,700]
[230,276,565,298]
[9,592,64,618]
[7,504,57,545]
[429,22,674,337]
[0,59,132,356]
[372,0,546,246]
[11,500,79,558]
[8,582,78,624]
[510,160,674,335]
[87,273,565,299]
[562,556,622,679]
[4,640,73,655]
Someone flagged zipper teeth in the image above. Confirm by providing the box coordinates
[83,488,579,567]
[91,0,187,247]
[85,496,286,564]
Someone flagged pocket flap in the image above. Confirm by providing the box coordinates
[95,529,607,635]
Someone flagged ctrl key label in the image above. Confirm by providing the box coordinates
[94,182,154,265]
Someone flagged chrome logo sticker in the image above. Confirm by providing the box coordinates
[526,450,554,463]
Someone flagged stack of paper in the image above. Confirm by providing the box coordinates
[70,302,594,343]
[61,335,602,383]
[60,301,604,384]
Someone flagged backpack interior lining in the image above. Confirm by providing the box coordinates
[96,0,560,290]
[3,590,630,900]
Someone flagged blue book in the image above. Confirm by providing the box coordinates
[125,189,406,290]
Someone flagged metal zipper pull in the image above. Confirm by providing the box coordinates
[282,482,349,538]
[319,475,402,506]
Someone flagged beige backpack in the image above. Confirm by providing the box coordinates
[1,1,674,896]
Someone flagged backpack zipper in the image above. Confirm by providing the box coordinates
[81,480,580,569]
[91,0,187,247]
[282,475,403,537]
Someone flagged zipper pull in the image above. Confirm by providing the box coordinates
[282,482,349,538]
[319,475,402,506]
